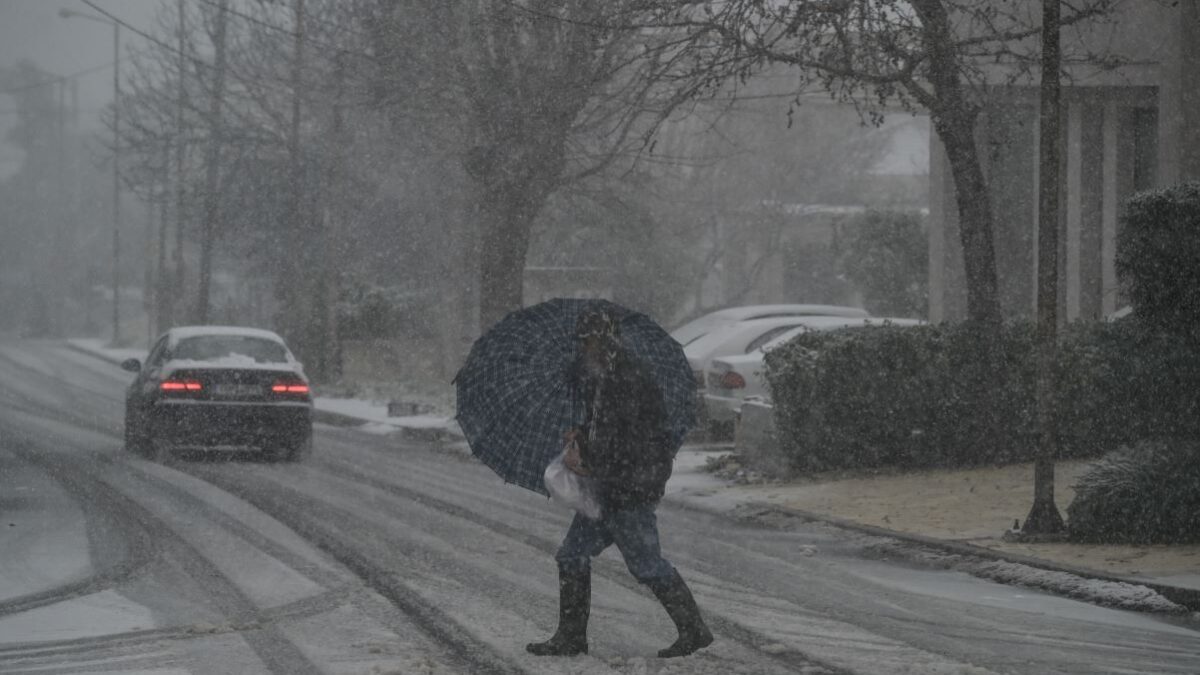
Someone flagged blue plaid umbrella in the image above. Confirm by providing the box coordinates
[455,298,696,495]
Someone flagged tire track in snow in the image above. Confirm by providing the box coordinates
[0,438,159,620]
[5,443,325,675]
[181,461,533,675]
[186,455,843,674]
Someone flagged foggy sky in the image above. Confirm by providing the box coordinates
[0,0,159,177]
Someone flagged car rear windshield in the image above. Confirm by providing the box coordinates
[173,336,289,364]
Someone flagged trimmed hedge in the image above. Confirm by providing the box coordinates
[1068,440,1200,544]
[762,319,1200,473]
[1117,182,1200,335]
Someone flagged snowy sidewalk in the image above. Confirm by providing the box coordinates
[664,450,1200,613]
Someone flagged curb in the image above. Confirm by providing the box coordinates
[64,340,127,367]
[64,340,464,445]
[732,498,1200,613]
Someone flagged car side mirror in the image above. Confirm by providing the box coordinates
[120,358,142,373]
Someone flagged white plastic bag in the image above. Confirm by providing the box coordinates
[544,449,602,520]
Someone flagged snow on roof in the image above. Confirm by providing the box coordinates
[756,202,932,218]
[164,356,299,372]
[729,314,861,328]
[707,304,869,320]
[165,325,287,347]
[758,316,924,349]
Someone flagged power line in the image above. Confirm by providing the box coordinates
[78,0,374,85]
[0,62,115,96]
[79,0,214,72]
[194,0,373,43]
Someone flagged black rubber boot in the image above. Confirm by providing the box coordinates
[648,569,713,658]
[526,562,590,656]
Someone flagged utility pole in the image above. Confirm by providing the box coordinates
[1024,0,1066,535]
[156,143,170,335]
[61,8,123,342]
[173,0,187,323]
[195,0,228,324]
[279,0,308,358]
[319,51,346,382]
[112,21,122,344]
[56,78,67,336]
[144,190,155,346]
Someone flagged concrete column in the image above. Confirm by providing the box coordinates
[1158,9,1182,187]
[1030,110,1041,312]
[1158,0,1200,185]
[1181,0,1200,181]
[1066,102,1083,321]
[928,133,948,323]
[1102,102,1120,316]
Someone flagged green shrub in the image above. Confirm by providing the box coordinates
[1067,440,1200,544]
[1117,182,1200,335]
[838,210,928,318]
[762,319,1200,474]
[765,321,1045,472]
[336,281,433,341]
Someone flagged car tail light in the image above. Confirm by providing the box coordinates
[272,380,310,394]
[720,372,746,389]
[161,379,202,391]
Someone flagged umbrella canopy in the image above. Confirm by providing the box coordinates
[455,298,696,494]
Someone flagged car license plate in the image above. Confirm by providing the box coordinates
[214,383,261,397]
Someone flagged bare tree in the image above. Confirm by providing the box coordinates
[364,0,699,330]
[650,0,1127,324]
[113,0,377,379]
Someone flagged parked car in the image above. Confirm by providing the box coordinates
[670,304,869,348]
[1104,306,1132,322]
[122,326,313,462]
[683,316,839,386]
[704,317,924,426]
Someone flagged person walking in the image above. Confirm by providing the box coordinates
[526,307,713,659]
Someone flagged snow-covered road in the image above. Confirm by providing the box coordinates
[0,339,1197,674]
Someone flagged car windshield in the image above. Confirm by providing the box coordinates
[173,335,289,364]
[671,316,732,346]
[681,325,742,357]
[746,325,805,352]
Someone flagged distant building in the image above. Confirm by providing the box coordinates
[713,116,931,309]
[929,1,1200,322]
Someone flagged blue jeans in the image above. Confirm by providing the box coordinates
[555,505,676,583]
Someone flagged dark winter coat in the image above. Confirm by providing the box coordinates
[575,349,674,511]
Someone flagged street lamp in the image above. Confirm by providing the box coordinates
[59,8,122,346]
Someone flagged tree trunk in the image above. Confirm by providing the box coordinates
[194,0,228,324]
[477,186,539,330]
[912,0,1001,324]
[1024,0,1065,535]
[936,117,1002,324]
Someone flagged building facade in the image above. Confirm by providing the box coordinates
[929,1,1200,322]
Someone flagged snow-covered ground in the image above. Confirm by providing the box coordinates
[58,336,1200,603]
[711,460,1200,593]
[313,395,462,437]
[1,339,1197,674]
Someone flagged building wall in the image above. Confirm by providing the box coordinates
[929,1,1194,322]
